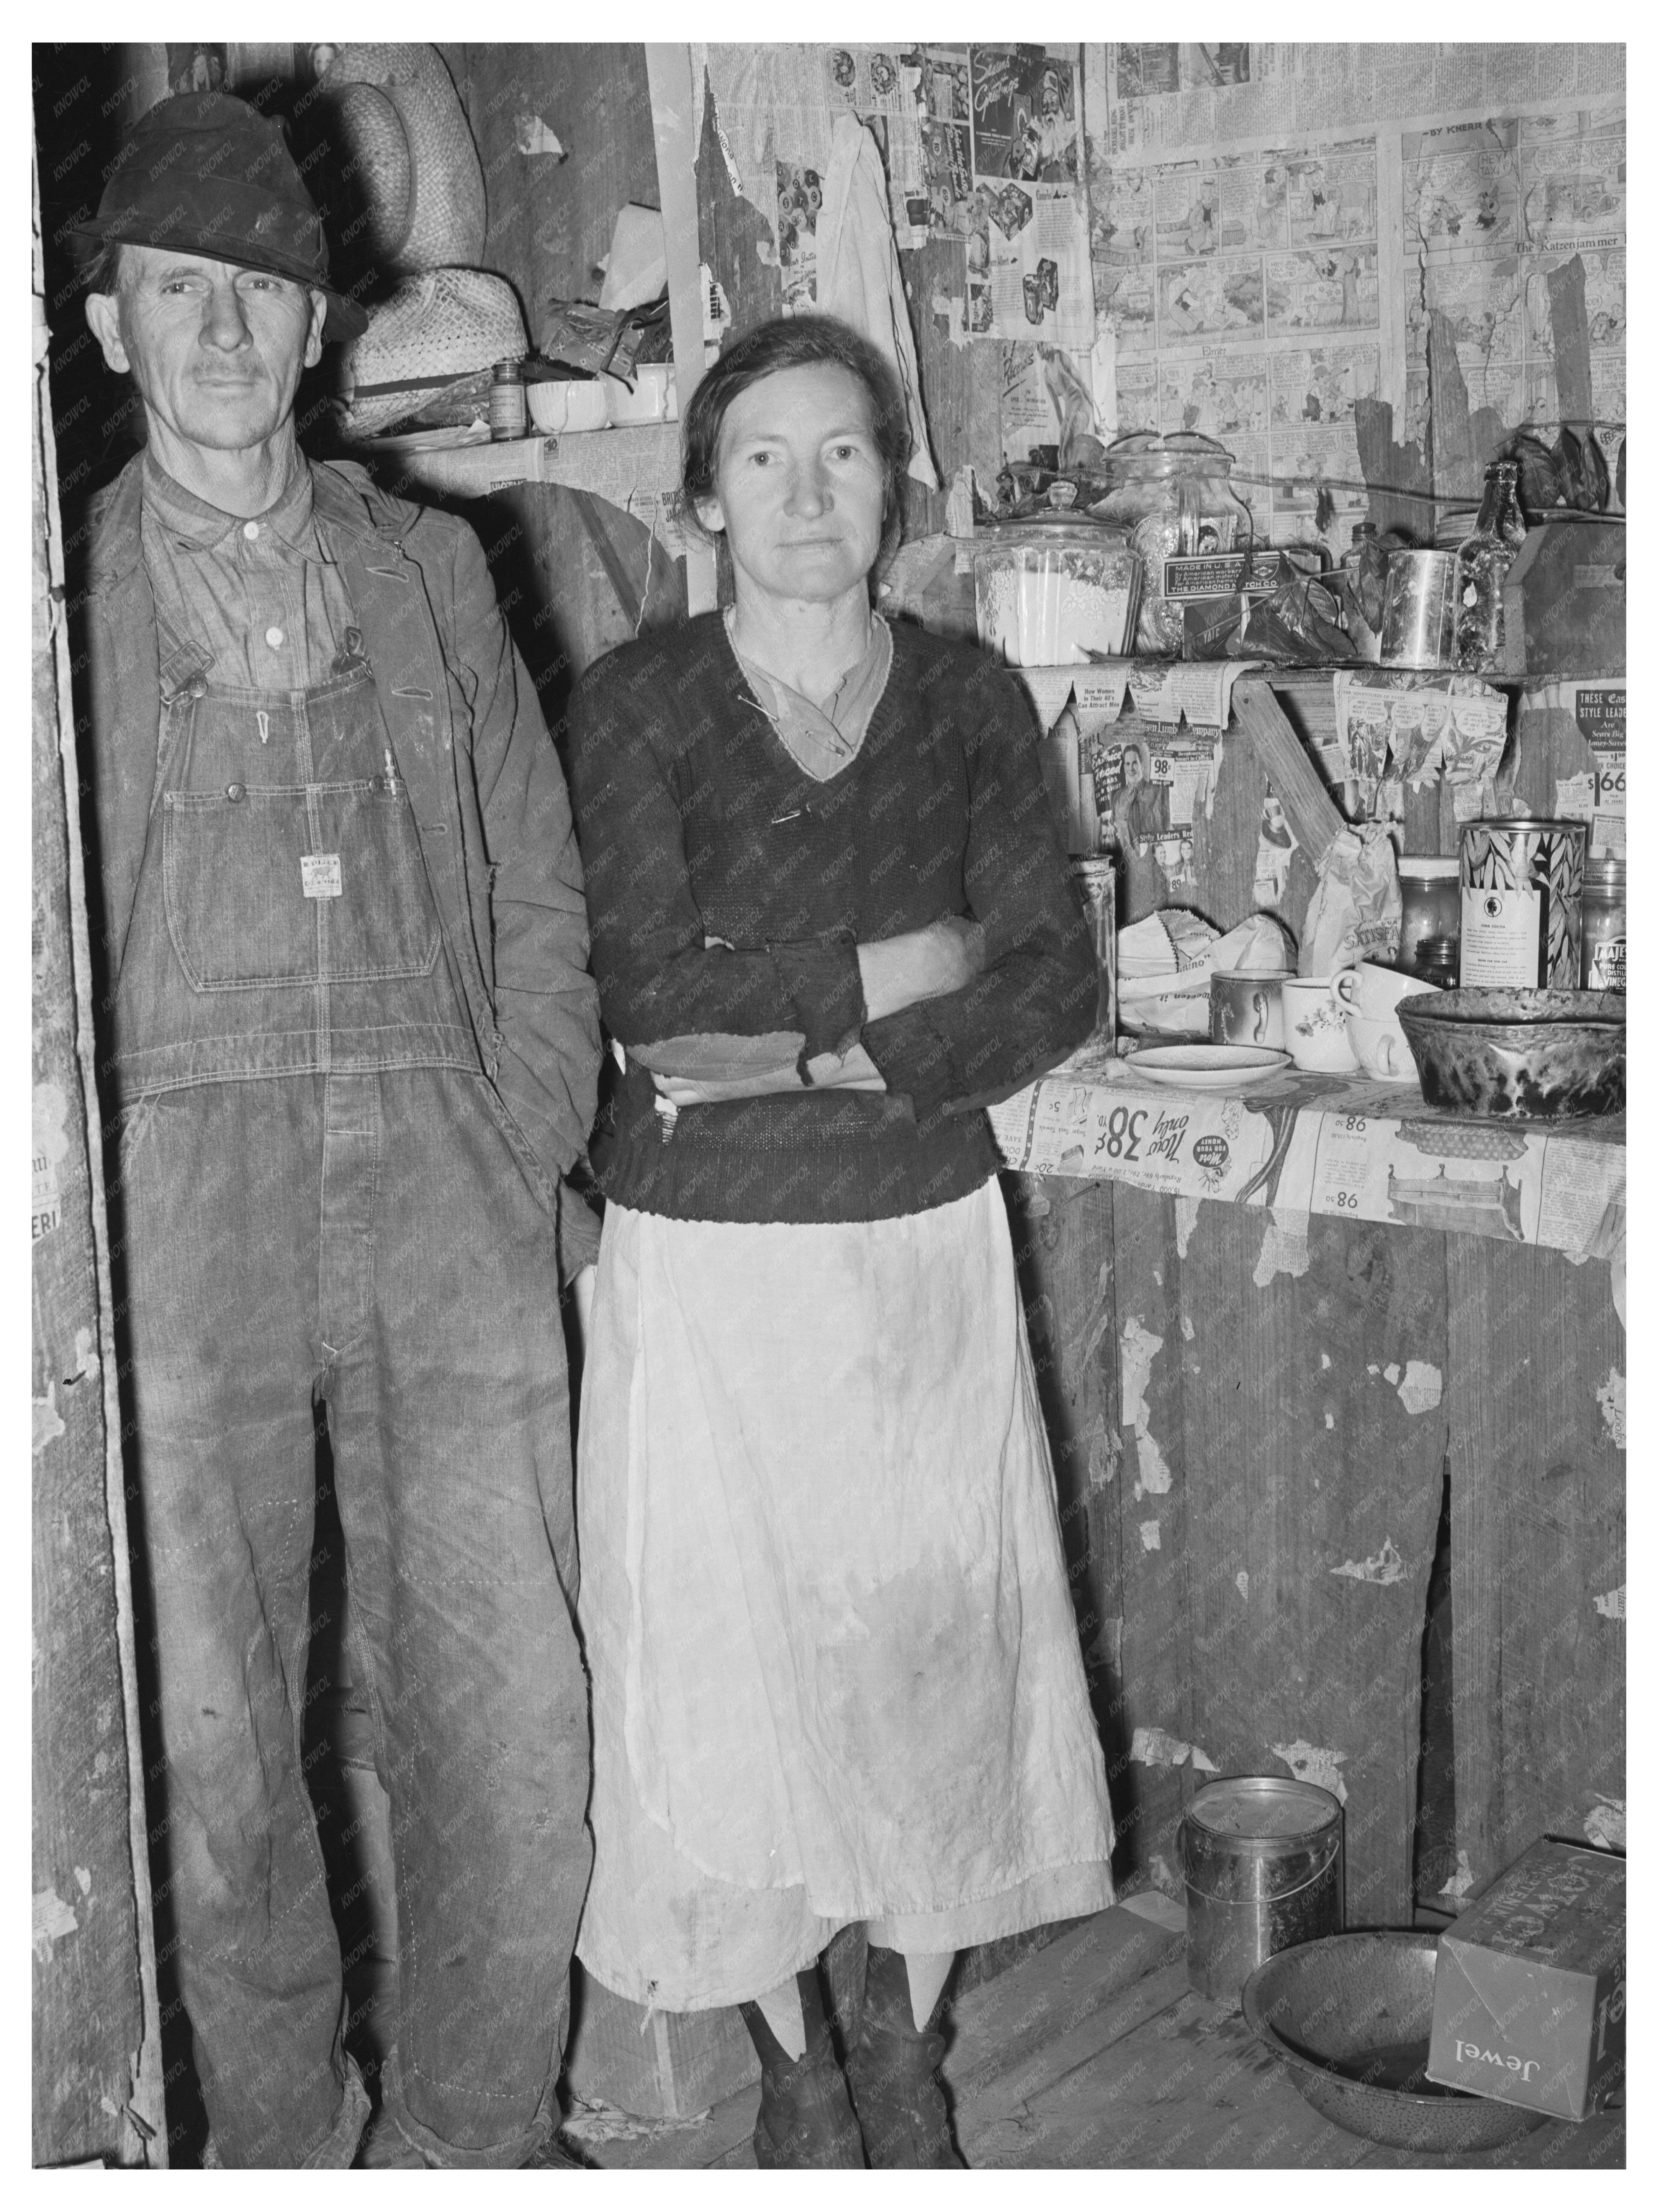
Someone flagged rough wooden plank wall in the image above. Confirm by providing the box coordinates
[422,50,688,700]
[1354,395,1434,542]
[695,64,783,337]
[33,165,158,2165]
[1174,1205,1448,1925]
[1545,253,1594,428]
[441,44,660,334]
[1444,1236,1625,1893]
[1013,1163,1624,1928]
[1106,1186,1193,1892]
[1089,1190,1448,1925]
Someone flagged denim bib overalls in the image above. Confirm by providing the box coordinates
[108,593,589,2169]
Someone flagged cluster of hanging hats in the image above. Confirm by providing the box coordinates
[314,43,529,439]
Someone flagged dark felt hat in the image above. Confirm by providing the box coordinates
[73,90,368,341]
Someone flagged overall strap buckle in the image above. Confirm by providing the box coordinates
[156,631,214,705]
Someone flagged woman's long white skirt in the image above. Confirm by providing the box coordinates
[574,1180,1115,2011]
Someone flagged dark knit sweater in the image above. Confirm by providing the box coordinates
[565,611,1095,1224]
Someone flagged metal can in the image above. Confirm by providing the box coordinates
[1177,1776,1344,2004]
[1581,855,1626,991]
[1068,858,1116,1040]
[1459,817,1587,989]
[1379,549,1459,668]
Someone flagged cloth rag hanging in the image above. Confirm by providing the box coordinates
[810,113,939,492]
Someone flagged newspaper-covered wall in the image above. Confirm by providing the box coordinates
[1401,110,1625,448]
[689,43,1625,537]
[1081,43,1625,548]
[695,42,1095,349]
[1089,43,1623,161]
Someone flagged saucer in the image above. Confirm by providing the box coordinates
[1126,1044,1291,1090]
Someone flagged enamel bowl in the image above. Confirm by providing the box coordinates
[1242,1932,1547,2152]
[1396,988,1625,1120]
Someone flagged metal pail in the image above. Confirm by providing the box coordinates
[1177,1775,1344,2002]
[1378,549,1459,668]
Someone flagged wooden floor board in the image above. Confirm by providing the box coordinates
[579,1906,1624,2171]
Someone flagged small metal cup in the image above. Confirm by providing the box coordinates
[1209,970,1287,1050]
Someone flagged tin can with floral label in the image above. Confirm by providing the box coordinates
[1459,818,1586,989]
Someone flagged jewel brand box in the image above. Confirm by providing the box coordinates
[1426,1838,1624,2121]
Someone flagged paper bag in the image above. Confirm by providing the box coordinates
[1299,823,1402,975]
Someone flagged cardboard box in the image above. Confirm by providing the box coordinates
[1426,1839,1625,2120]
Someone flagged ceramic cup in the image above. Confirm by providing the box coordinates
[1332,960,1439,1022]
[1281,975,1360,1073]
[1210,970,1288,1050]
[1347,1013,1417,1083]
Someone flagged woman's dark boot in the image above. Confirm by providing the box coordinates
[738,1964,866,2168]
[846,1944,965,2168]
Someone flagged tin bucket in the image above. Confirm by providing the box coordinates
[1177,1776,1344,2002]
[1378,550,1458,669]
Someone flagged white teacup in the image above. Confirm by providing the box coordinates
[1347,1013,1417,1083]
[1281,975,1360,1073]
[1333,960,1439,1022]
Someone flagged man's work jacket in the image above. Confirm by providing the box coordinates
[71,452,601,1252]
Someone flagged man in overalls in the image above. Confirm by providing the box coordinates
[72,91,600,2168]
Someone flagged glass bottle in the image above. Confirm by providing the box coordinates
[1454,459,1527,673]
[489,359,526,441]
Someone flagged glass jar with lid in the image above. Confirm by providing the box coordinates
[1413,935,1460,990]
[1581,855,1626,991]
[1396,854,1460,973]
[971,516,1143,666]
[1087,433,1254,654]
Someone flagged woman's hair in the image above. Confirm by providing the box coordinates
[679,314,911,564]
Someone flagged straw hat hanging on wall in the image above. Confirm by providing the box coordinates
[312,42,486,272]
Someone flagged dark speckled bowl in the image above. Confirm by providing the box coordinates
[1398,988,1625,1119]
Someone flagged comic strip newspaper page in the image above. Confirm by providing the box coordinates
[1082,43,1625,543]
[1088,43,1624,164]
[1083,59,1381,551]
[1401,109,1625,466]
